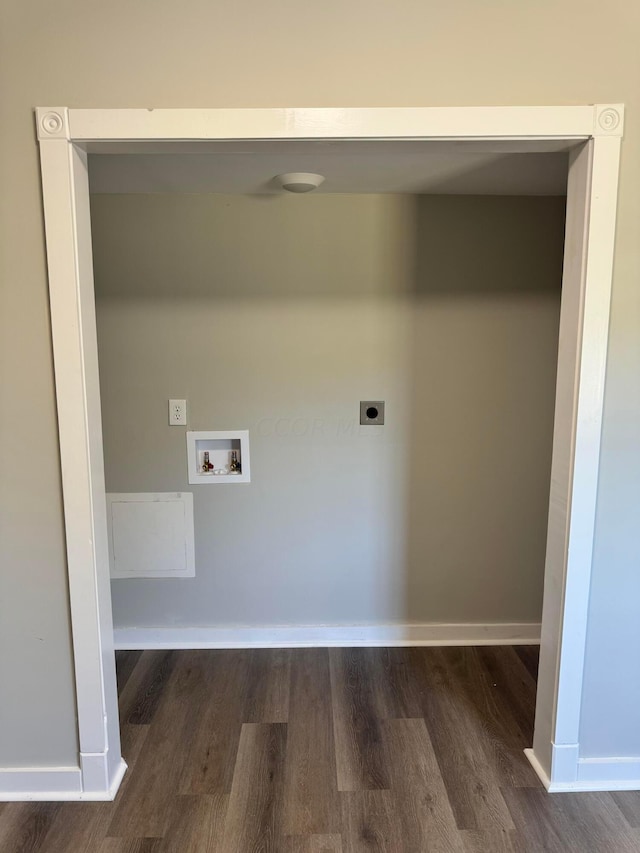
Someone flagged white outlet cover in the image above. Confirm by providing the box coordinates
[169,399,187,425]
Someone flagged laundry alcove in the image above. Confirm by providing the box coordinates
[34,105,624,799]
[89,154,565,642]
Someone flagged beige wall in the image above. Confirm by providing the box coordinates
[1,0,638,768]
[92,193,564,629]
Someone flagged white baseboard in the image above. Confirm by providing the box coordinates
[113,621,541,650]
[524,748,640,792]
[100,758,128,801]
[80,751,128,799]
[575,757,640,791]
[0,759,127,802]
[0,766,81,801]
[551,741,581,784]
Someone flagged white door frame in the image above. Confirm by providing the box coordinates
[33,105,624,800]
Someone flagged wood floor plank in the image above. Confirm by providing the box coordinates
[39,802,113,853]
[221,722,288,853]
[116,723,152,791]
[382,718,464,852]
[154,794,227,853]
[8,647,640,853]
[38,725,149,853]
[460,828,520,852]
[513,645,540,682]
[445,646,538,788]
[127,651,177,726]
[341,791,403,852]
[117,651,176,726]
[329,649,391,792]
[475,646,538,742]
[416,648,514,831]
[552,791,640,852]
[281,834,344,852]
[177,650,253,795]
[282,648,341,835]
[364,648,425,720]
[205,794,230,853]
[107,652,207,838]
[499,787,570,852]
[0,803,60,853]
[612,791,640,827]
[115,650,144,694]
[242,648,291,723]
[501,787,639,853]
[98,840,162,852]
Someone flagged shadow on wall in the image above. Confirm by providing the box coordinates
[92,192,565,630]
[404,196,565,623]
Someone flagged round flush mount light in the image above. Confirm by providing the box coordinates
[275,172,325,193]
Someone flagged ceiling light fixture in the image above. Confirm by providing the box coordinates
[275,172,325,193]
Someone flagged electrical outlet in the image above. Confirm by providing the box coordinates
[169,399,187,426]
[360,401,385,425]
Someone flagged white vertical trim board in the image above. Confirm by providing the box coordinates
[532,140,594,777]
[37,116,122,802]
[532,132,624,790]
[555,136,622,748]
[34,104,625,800]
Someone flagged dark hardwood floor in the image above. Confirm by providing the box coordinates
[2,646,640,852]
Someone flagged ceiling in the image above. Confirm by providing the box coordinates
[89,140,569,196]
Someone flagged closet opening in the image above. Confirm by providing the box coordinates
[36,105,623,798]
[89,142,565,797]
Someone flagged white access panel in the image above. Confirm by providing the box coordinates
[107,492,195,579]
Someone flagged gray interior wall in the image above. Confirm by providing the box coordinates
[2,0,639,772]
[92,193,564,629]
